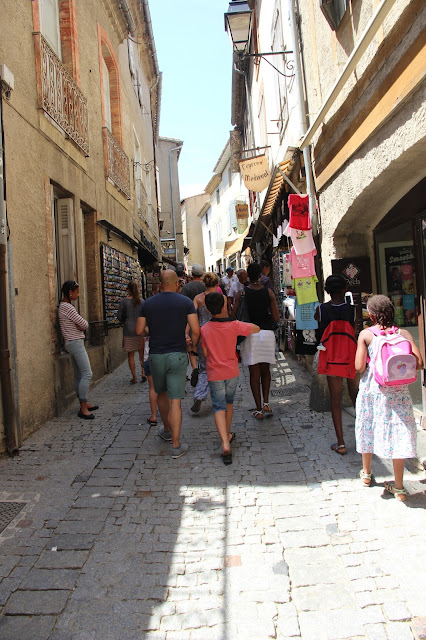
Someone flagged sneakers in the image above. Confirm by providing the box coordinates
[158,428,172,441]
[190,368,199,387]
[170,444,189,459]
[191,399,202,413]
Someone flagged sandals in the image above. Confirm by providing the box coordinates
[360,469,372,486]
[331,443,346,455]
[130,379,138,384]
[262,403,273,417]
[221,452,233,466]
[251,410,263,420]
[141,376,147,383]
[384,482,407,501]
[147,418,157,426]
[229,432,236,443]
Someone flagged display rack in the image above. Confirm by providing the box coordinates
[101,243,142,326]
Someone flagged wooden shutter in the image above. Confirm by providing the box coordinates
[57,198,77,286]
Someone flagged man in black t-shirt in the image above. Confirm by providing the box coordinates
[137,270,200,459]
[181,264,205,300]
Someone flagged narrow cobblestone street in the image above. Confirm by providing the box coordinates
[0,353,425,640]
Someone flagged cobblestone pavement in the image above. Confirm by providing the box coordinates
[0,352,425,640]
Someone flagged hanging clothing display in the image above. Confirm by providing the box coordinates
[294,275,319,305]
[289,227,316,255]
[290,247,317,278]
[288,194,310,230]
[295,301,319,330]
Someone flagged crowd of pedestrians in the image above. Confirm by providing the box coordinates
[58,262,423,495]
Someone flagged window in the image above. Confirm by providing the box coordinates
[216,188,220,205]
[102,58,112,132]
[52,192,77,304]
[98,26,123,145]
[36,0,80,81]
[320,0,348,30]
[133,132,142,212]
[39,0,61,57]
[258,91,267,149]
[271,6,289,136]
[208,230,212,254]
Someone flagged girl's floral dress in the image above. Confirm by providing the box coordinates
[355,339,417,458]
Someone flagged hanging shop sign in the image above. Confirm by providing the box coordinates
[239,155,271,192]
[236,204,249,219]
[331,256,372,332]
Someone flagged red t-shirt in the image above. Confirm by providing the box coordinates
[201,319,252,381]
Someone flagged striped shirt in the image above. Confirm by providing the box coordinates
[58,302,88,341]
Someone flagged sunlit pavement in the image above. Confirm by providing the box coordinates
[0,352,425,640]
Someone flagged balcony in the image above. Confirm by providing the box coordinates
[104,128,131,200]
[39,35,89,156]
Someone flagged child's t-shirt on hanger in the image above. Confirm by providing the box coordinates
[290,247,316,278]
[289,227,316,255]
[294,275,319,305]
[288,194,310,230]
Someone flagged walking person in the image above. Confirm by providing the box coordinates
[136,270,200,458]
[355,295,422,500]
[227,269,248,315]
[117,282,146,384]
[315,274,358,455]
[58,281,98,420]
[201,292,259,464]
[191,272,228,413]
[181,264,205,386]
[143,336,158,426]
[221,266,238,296]
[233,262,280,420]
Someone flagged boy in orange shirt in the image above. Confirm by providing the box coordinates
[201,292,259,465]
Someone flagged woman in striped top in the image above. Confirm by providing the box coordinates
[58,281,98,420]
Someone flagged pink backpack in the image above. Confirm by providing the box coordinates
[368,326,417,386]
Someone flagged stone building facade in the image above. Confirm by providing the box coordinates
[157,137,184,264]
[181,193,209,273]
[0,0,162,451]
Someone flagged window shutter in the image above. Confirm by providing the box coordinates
[228,200,237,234]
[57,198,77,286]
[102,58,112,131]
[40,0,61,58]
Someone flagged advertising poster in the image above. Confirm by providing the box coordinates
[331,257,372,332]
[379,243,417,327]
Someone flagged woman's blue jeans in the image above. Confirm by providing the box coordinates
[64,339,92,402]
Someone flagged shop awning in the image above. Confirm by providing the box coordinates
[224,227,250,256]
[261,157,296,217]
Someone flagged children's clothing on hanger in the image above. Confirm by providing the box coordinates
[294,275,319,305]
[290,247,316,278]
[295,300,319,330]
[288,194,310,230]
[289,227,316,255]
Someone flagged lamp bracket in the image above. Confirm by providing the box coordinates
[238,50,295,78]
[134,160,155,173]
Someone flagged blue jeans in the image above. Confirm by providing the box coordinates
[208,376,239,413]
[194,351,209,401]
[64,339,92,402]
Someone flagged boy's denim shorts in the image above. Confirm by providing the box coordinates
[208,376,239,413]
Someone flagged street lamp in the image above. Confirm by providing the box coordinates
[224,1,252,54]
[224,1,294,78]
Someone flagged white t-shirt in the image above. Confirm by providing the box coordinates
[221,274,238,295]
[228,280,244,300]
[289,227,316,255]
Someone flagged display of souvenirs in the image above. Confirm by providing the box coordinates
[102,243,142,326]
[295,329,317,355]
[288,194,310,230]
[290,247,317,278]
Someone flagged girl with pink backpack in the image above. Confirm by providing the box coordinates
[355,295,423,501]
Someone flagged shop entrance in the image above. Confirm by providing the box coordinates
[374,178,426,418]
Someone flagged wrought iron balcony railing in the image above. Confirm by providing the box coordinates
[40,35,89,156]
[104,128,131,200]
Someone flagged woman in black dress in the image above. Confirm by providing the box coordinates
[233,262,279,420]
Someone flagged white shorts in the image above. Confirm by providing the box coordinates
[240,330,276,366]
